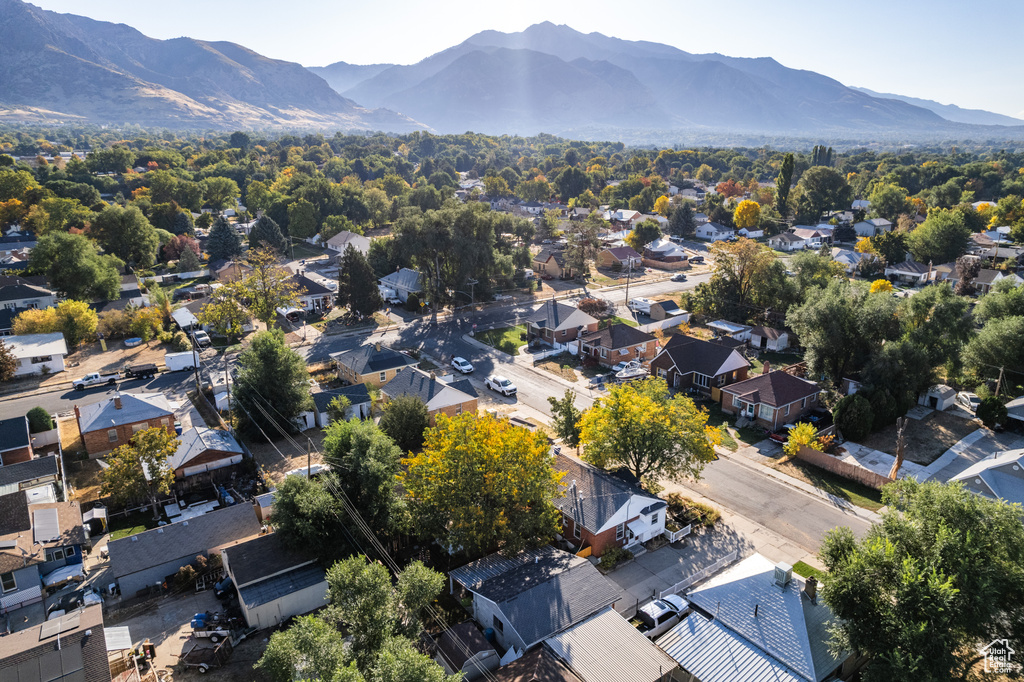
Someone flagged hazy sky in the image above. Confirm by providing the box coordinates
[28,0,1024,118]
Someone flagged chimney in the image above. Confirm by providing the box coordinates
[430,372,436,381]
[374,341,381,353]
[761,361,770,376]
[805,576,818,604]
[113,393,122,410]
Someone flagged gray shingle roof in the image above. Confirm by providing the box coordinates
[435,621,494,672]
[721,371,820,408]
[0,416,29,452]
[528,301,598,333]
[579,324,655,352]
[751,326,784,341]
[169,427,243,471]
[312,384,371,414]
[293,273,333,296]
[491,648,582,682]
[330,344,417,376]
[0,280,53,303]
[653,300,681,314]
[108,503,260,579]
[0,455,58,489]
[379,267,422,293]
[238,563,327,609]
[652,335,750,379]
[553,453,664,533]
[223,531,315,587]
[76,392,174,433]
[381,367,475,409]
[886,260,931,275]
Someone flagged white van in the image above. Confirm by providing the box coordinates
[627,298,655,315]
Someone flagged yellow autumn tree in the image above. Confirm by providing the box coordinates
[733,200,761,229]
[100,427,177,520]
[783,422,825,457]
[653,195,671,216]
[579,378,720,485]
[870,279,894,294]
[855,237,877,254]
[400,413,563,557]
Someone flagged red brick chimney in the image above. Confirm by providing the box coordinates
[113,393,122,410]
[762,361,770,376]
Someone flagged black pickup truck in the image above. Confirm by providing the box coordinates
[124,363,158,380]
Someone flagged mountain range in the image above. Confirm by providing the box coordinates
[0,0,422,132]
[2,1,1021,143]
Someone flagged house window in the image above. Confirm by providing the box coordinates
[650,512,660,526]
[493,616,503,633]
[0,572,15,592]
[161,418,170,428]
[560,329,567,337]
[718,374,726,386]
[759,405,774,421]
[46,548,66,562]
[658,368,667,378]
[132,423,146,435]
[379,371,387,383]
[107,429,118,443]
[601,348,607,358]
[574,524,581,540]
[637,344,646,353]
[30,355,52,364]
[455,403,462,415]
[694,374,709,388]
[615,523,625,541]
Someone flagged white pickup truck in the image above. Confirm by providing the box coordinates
[72,372,120,391]
[634,595,687,639]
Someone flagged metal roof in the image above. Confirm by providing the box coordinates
[104,627,133,652]
[545,607,678,682]
[169,426,243,471]
[379,267,422,292]
[238,562,327,609]
[32,507,60,543]
[6,332,68,359]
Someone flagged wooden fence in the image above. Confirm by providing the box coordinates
[796,444,892,490]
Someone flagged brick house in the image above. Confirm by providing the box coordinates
[0,416,32,466]
[526,301,599,346]
[532,249,575,279]
[553,453,667,557]
[74,392,175,456]
[579,324,656,368]
[330,341,417,388]
[649,335,750,394]
[381,367,477,425]
[720,368,822,430]
[211,259,253,283]
[596,246,641,269]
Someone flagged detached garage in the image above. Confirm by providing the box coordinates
[221,532,328,629]
[169,427,245,478]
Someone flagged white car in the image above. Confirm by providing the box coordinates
[486,375,517,396]
[451,357,474,374]
[957,391,981,412]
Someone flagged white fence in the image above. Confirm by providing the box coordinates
[659,549,740,599]
[663,524,692,543]
[31,427,59,447]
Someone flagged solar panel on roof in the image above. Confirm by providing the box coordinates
[32,508,60,543]
[39,619,61,640]
[59,611,80,634]
[0,539,17,549]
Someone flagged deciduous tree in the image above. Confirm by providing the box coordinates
[268,474,351,563]
[378,395,429,453]
[0,338,15,381]
[833,393,874,441]
[12,300,98,347]
[974,278,1024,321]
[100,427,177,520]
[962,315,1024,393]
[733,199,761,229]
[401,413,561,557]
[286,197,318,239]
[323,418,404,536]
[624,219,662,252]
[255,615,361,682]
[908,209,971,264]
[793,167,852,224]
[579,378,719,484]
[241,247,302,325]
[162,234,200,262]
[91,204,159,268]
[548,389,582,451]
[868,183,913,222]
[869,279,893,294]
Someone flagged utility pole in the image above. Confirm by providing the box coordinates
[306,437,312,478]
[624,257,633,307]
[889,416,907,480]
[224,356,232,430]
[996,366,1005,399]
[190,336,201,393]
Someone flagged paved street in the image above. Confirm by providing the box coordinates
[0,371,196,419]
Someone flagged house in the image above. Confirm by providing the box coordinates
[707,320,752,342]
[220,531,328,629]
[649,299,688,322]
[74,392,176,456]
[526,301,599,346]
[749,326,789,351]
[696,222,735,242]
[643,238,689,263]
[0,455,60,498]
[768,232,807,252]
[381,367,478,424]
[974,269,1023,295]
[950,449,1024,504]
[608,209,642,229]
[169,427,244,479]
[650,335,750,393]
[325,230,371,257]
[659,554,857,682]
[553,452,667,557]
[790,226,831,246]
[0,416,32,465]
[597,246,642,269]
[5,333,68,377]
[693,211,709,225]
[170,301,202,331]
[492,648,582,682]
[331,341,417,387]
[107,502,260,598]
[853,218,892,237]
[0,604,110,680]
[378,268,423,303]
[0,276,56,335]
[737,227,764,238]
[292,272,334,313]
[449,546,621,654]
[433,621,500,681]
[720,368,823,430]
[1007,396,1024,426]
[884,260,931,285]
[831,248,868,274]
[0,233,37,259]
[852,199,871,211]
[211,260,253,283]
[532,249,574,279]
[545,607,680,682]
[0,495,87,616]
[918,384,957,412]
[312,384,372,428]
[579,324,656,368]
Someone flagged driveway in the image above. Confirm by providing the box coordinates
[922,429,1024,482]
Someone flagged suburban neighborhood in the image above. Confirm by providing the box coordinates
[1,124,1023,682]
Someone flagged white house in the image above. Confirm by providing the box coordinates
[852,199,871,211]
[707,320,752,342]
[737,227,764,238]
[696,222,735,242]
[854,218,892,237]
[768,232,806,252]
[884,260,931,285]
[749,326,789,351]
[6,333,68,377]
[831,247,869,274]
[325,230,370,257]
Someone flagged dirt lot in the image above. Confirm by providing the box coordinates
[859,410,978,465]
[66,457,104,502]
[246,428,328,484]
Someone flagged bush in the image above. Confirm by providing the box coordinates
[170,331,191,352]
[27,407,53,433]
[578,297,612,318]
[174,564,197,590]
[833,393,874,441]
[665,492,721,528]
[405,292,420,312]
[784,422,823,456]
[976,397,1008,429]
[597,547,634,571]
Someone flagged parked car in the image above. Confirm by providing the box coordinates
[689,255,705,264]
[768,423,797,443]
[192,330,212,348]
[957,391,981,412]
[451,357,474,374]
[635,595,687,640]
[73,371,120,391]
[670,273,687,282]
[485,375,517,396]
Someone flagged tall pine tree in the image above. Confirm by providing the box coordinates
[338,244,383,317]
[206,216,243,261]
[669,202,696,237]
[775,153,794,218]
[248,215,288,253]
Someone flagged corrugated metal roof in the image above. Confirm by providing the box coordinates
[450,546,553,590]
[32,507,60,543]
[658,613,806,682]
[104,627,133,651]
[546,607,678,682]
[238,563,327,609]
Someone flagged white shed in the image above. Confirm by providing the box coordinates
[750,326,789,351]
[918,384,957,412]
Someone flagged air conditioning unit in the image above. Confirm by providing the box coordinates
[774,562,793,587]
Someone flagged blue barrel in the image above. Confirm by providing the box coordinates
[483,628,495,643]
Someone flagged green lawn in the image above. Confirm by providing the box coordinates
[793,561,828,583]
[775,458,885,511]
[476,324,528,356]
[701,402,766,451]
[108,511,160,540]
[290,241,328,260]
[749,350,803,374]
[161,275,211,294]
[599,316,639,328]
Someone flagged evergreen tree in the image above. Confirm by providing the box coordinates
[177,246,201,273]
[171,211,194,235]
[669,201,696,237]
[775,152,794,216]
[249,215,288,253]
[206,216,243,261]
[338,244,383,317]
